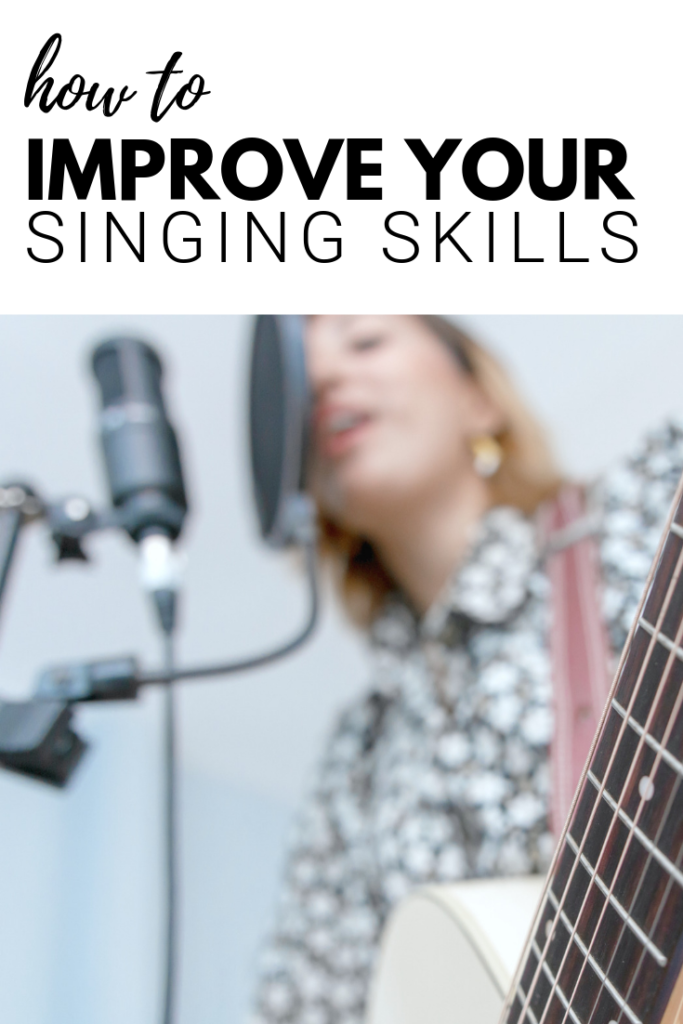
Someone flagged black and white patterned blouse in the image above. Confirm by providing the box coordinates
[252,421,683,1024]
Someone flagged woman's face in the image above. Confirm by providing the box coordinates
[305,315,501,532]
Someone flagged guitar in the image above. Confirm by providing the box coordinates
[368,475,683,1024]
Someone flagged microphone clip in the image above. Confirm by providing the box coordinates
[47,495,185,562]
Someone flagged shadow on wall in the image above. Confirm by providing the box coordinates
[49,748,292,1024]
[179,774,292,1024]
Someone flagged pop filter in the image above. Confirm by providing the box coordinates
[249,316,312,547]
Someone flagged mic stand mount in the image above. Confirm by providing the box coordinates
[0,480,112,787]
[0,484,319,787]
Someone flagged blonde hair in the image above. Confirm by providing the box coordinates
[317,316,563,626]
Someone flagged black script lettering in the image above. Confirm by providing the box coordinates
[24,34,62,110]
[25,34,136,116]
[147,52,210,122]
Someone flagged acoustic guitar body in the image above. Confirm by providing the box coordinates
[366,876,544,1024]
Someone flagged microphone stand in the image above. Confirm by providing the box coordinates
[0,486,44,616]
[0,482,320,1024]
[157,618,178,1024]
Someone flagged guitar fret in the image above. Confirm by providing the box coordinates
[564,832,667,967]
[530,940,583,1024]
[643,527,683,627]
[638,616,683,662]
[587,771,683,889]
[612,697,683,781]
[546,889,642,1024]
[515,982,540,1024]
[670,522,683,540]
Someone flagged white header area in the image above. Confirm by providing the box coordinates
[2,0,680,313]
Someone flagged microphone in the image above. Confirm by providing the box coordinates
[91,338,188,634]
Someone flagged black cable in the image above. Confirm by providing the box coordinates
[160,631,178,1024]
[152,542,317,1024]
[141,541,319,686]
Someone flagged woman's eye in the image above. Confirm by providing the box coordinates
[352,335,383,352]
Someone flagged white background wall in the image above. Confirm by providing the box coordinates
[0,315,682,1024]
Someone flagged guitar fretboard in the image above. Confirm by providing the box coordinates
[503,482,683,1024]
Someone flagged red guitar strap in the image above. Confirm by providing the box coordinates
[538,486,612,837]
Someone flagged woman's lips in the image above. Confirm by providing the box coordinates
[317,408,373,459]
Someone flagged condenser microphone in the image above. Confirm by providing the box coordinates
[91,338,188,541]
[249,315,312,548]
[91,338,188,634]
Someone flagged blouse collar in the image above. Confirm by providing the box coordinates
[370,506,540,652]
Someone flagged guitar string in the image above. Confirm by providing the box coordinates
[620,773,683,1020]
[584,606,683,1022]
[502,500,616,1024]
[559,736,683,1020]
[508,500,683,1024]
[544,536,683,1024]
[540,531,683,1024]
[509,519,683,1024]
[579,624,683,1017]
[603,749,683,1022]
[563,830,666,968]
[507,635,659,1021]
[500,494,587,1024]
[501,497,630,1024]
[503,496,683,1023]
[506,588,667,1024]
[542,548,683,1024]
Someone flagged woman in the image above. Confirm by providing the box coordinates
[252,315,683,1024]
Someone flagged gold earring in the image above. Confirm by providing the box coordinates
[471,435,503,477]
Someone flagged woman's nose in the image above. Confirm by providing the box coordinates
[305,337,349,399]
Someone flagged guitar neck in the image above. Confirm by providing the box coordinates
[503,476,683,1024]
